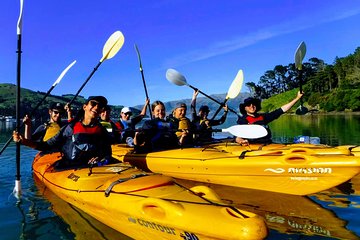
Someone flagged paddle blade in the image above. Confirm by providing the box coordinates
[53,60,76,86]
[134,44,143,70]
[226,69,244,99]
[100,31,125,62]
[296,105,308,115]
[166,69,187,86]
[17,0,24,35]
[222,125,268,139]
[294,41,306,70]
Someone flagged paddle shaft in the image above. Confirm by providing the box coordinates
[210,98,228,121]
[188,84,238,115]
[68,61,102,106]
[299,69,304,106]
[135,44,152,119]
[15,32,22,182]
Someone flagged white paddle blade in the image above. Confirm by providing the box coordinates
[226,69,244,99]
[166,69,187,86]
[100,31,125,62]
[223,124,268,139]
[294,41,306,70]
[17,0,24,35]
[53,60,76,86]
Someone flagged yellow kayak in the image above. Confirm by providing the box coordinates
[32,152,267,240]
[112,143,360,195]
[176,178,359,240]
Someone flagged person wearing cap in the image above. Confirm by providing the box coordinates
[235,91,304,145]
[23,102,67,143]
[100,105,121,143]
[14,96,112,167]
[167,102,193,146]
[115,98,149,144]
[133,100,179,153]
[191,90,228,143]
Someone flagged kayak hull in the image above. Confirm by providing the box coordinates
[112,143,360,195]
[33,152,267,240]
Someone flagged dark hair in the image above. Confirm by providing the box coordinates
[199,105,210,113]
[151,101,165,112]
[239,97,262,115]
[49,102,64,112]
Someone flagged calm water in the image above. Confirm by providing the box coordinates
[0,114,359,240]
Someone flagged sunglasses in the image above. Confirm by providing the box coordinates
[52,110,61,115]
[89,100,105,109]
[123,112,132,116]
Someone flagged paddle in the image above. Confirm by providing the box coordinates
[68,31,125,106]
[212,124,267,139]
[166,69,238,115]
[0,60,76,157]
[210,69,243,121]
[294,41,308,115]
[14,0,24,200]
[114,124,267,139]
[134,44,152,119]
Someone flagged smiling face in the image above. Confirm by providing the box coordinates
[173,107,186,119]
[49,109,62,123]
[83,100,105,122]
[152,103,166,119]
[244,103,257,115]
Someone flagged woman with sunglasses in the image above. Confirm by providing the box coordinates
[23,102,70,143]
[236,91,304,145]
[13,96,112,167]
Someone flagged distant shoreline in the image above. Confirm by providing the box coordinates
[288,111,360,115]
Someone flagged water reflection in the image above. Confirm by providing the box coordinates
[34,177,132,240]
[177,179,360,240]
[268,114,360,145]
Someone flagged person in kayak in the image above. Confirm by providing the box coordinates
[191,90,228,144]
[100,105,121,143]
[13,96,112,167]
[133,100,179,153]
[22,102,72,142]
[167,102,193,146]
[235,91,304,145]
[115,98,149,145]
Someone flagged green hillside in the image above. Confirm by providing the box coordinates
[0,83,86,119]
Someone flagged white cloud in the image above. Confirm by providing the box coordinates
[164,8,360,67]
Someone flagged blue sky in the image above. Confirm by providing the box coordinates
[1,0,360,107]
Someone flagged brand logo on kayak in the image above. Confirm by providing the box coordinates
[264,168,285,173]
[264,167,332,174]
[67,173,80,182]
[288,167,332,174]
[129,217,176,235]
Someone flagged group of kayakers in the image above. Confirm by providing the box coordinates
[13,90,304,167]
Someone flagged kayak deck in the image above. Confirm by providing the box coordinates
[33,152,268,240]
[112,143,360,195]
